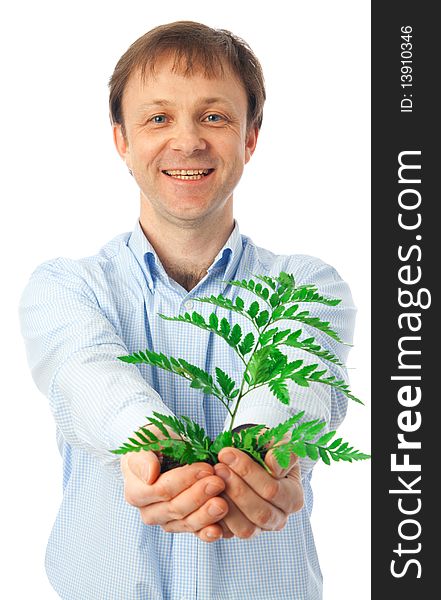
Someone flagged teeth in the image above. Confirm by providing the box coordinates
[164,169,210,176]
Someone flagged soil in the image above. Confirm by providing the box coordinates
[159,424,267,473]
[159,450,268,473]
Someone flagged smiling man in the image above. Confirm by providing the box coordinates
[113,48,257,292]
[19,21,356,600]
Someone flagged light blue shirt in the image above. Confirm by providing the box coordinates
[19,220,356,600]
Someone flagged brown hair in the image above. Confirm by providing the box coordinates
[109,21,266,136]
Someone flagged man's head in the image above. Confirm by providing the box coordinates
[109,22,265,229]
[109,21,266,139]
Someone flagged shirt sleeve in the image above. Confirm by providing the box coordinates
[18,258,175,471]
[223,257,357,479]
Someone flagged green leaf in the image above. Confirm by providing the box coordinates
[302,421,327,441]
[317,431,337,446]
[229,323,242,347]
[255,274,277,291]
[211,430,233,454]
[283,304,299,318]
[147,414,171,439]
[191,311,206,326]
[140,426,159,442]
[273,329,291,344]
[305,444,319,460]
[272,444,292,469]
[246,346,273,385]
[328,437,342,450]
[259,327,279,346]
[247,301,260,319]
[255,310,270,327]
[220,318,230,337]
[291,441,307,458]
[318,447,331,465]
[239,332,255,356]
[215,367,236,398]
[268,379,291,405]
[276,272,295,290]
[235,297,245,310]
[135,430,152,444]
[269,293,280,308]
[282,333,344,366]
[258,412,305,447]
[272,305,285,319]
[209,313,219,330]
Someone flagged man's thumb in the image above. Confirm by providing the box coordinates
[129,450,159,484]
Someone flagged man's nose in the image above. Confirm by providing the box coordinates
[170,121,207,155]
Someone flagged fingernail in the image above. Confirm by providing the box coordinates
[196,470,212,480]
[205,481,224,495]
[208,502,225,516]
[221,451,236,466]
[142,464,150,482]
[206,531,220,539]
[134,461,149,482]
[215,465,230,480]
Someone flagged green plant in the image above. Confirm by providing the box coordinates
[111,272,370,471]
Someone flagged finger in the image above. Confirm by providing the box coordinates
[217,448,296,514]
[217,493,263,539]
[121,450,161,484]
[123,459,214,507]
[161,494,228,532]
[265,447,299,479]
[194,523,225,543]
[214,464,287,531]
[219,457,304,516]
[141,475,225,526]
[217,518,235,539]
[195,517,235,542]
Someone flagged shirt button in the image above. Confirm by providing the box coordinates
[184,300,194,310]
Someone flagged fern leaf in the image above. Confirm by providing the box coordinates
[282,333,344,366]
[247,301,260,319]
[211,430,233,454]
[258,412,305,448]
[268,379,291,405]
[238,332,255,356]
[289,286,341,306]
[229,323,242,347]
[220,318,230,338]
[209,313,219,330]
[215,367,237,398]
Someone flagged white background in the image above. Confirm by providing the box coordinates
[1,1,370,598]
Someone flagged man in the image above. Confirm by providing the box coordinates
[19,21,356,600]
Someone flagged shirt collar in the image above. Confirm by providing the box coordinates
[127,219,243,293]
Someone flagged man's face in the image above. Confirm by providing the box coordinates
[114,54,258,226]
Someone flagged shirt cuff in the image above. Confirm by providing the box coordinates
[106,401,176,450]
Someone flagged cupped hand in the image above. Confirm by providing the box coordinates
[208,442,303,540]
[120,426,229,543]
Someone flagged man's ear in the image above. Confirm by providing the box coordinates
[244,126,259,164]
[113,123,130,163]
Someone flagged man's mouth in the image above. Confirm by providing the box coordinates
[162,168,214,180]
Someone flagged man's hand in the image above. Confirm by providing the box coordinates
[209,443,303,539]
[120,448,229,543]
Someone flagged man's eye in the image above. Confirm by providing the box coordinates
[205,114,223,123]
[151,115,167,124]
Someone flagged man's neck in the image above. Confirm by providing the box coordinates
[139,204,235,292]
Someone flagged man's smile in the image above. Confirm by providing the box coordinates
[161,168,215,180]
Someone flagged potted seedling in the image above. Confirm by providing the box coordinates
[112,272,369,471]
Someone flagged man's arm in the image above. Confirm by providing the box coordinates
[19,258,175,470]
[20,258,230,537]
